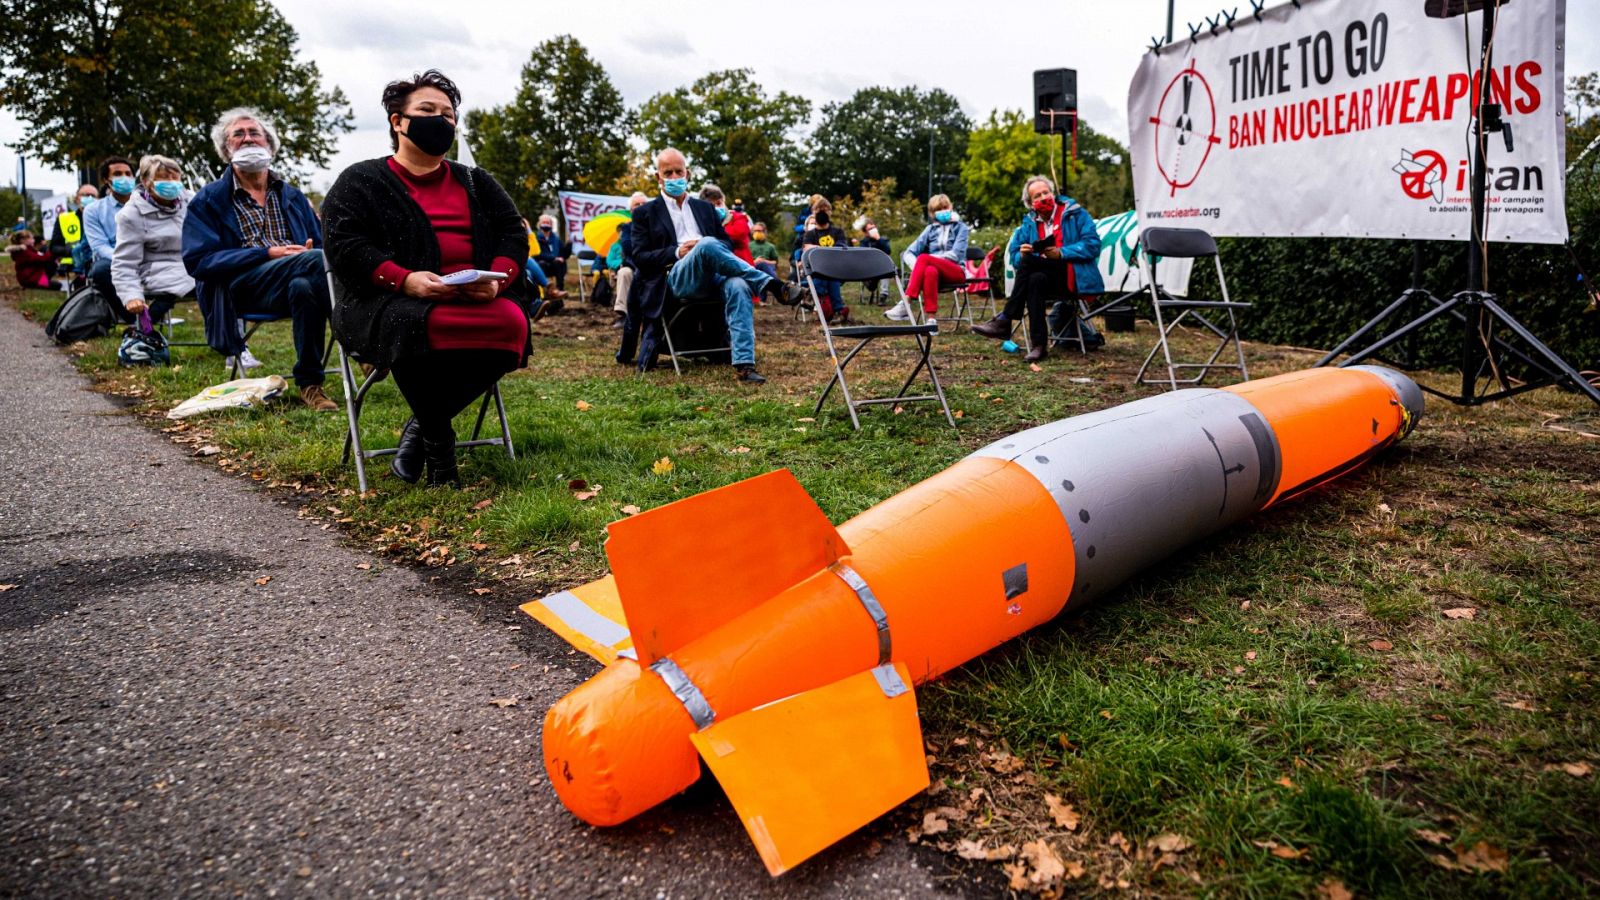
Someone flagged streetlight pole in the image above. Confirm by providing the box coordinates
[1166,0,1175,42]
[927,131,934,201]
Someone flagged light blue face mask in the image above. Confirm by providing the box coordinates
[151,180,183,201]
[934,210,953,224]
[110,176,136,196]
[661,177,688,198]
[717,206,730,221]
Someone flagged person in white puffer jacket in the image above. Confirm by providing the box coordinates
[112,154,195,329]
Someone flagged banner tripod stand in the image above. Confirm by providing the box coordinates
[1316,3,1600,408]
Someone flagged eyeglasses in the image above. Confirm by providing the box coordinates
[228,128,266,140]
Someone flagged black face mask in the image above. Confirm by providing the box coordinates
[402,114,456,157]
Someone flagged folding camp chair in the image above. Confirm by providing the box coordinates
[804,247,955,431]
[574,249,597,304]
[1133,227,1250,390]
[228,309,338,380]
[947,246,1000,326]
[323,264,515,493]
[661,295,733,374]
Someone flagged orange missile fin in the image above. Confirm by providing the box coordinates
[689,663,929,876]
[521,575,636,664]
[606,469,848,665]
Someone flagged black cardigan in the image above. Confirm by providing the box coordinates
[322,157,528,367]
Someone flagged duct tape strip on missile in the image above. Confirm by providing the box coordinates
[829,562,891,665]
[650,657,716,729]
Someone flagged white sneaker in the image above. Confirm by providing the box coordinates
[226,349,264,371]
[884,300,911,321]
[928,318,939,333]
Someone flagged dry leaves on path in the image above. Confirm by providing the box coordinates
[1369,639,1394,651]
[254,575,272,586]
[1044,793,1080,831]
[488,697,519,708]
[1018,839,1069,887]
[955,839,1016,861]
[1150,833,1193,854]
[0,584,17,592]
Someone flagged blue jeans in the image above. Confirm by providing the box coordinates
[753,260,778,280]
[230,250,331,386]
[525,258,549,288]
[89,257,122,309]
[666,239,766,366]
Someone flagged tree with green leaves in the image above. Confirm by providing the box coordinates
[467,35,630,220]
[0,0,351,183]
[719,127,782,231]
[961,109,1133,227]
[635,69,810,202]
[799,86,970,208]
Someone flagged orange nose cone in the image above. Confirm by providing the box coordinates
[543,660,702,826]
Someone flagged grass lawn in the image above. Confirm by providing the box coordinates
[13,282,1600,897]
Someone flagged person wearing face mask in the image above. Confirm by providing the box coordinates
[47,183,98,285]
[801,209,851,324]
[532,215,570,299]
[83,156,136,311]
[323,69,529,487]
[748,222,779,280]
[111,155,196,330]
[182,106,335,411]
[855,217,892,303]
[970,175,1104,363]
[623,147,799,383]
[697,185,752,266]
[885,194,967,330]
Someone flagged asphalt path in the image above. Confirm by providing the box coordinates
[0,302,968,898]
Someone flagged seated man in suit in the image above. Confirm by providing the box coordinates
[624,147,797,384]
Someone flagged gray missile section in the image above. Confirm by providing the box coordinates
[969,389,1282,610]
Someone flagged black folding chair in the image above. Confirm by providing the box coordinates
[324,264,514,492]
[1134,227,1250,390]
[803,247,956,431]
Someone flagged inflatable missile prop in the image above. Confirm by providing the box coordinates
[522,366,1424,875]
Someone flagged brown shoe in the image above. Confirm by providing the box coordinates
[300,384,337,412]
[1023,346,1048,363]
[970,317,1011,339]
[548,288,569,299]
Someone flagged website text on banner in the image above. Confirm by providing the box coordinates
[1127,0,1567,244]
[558,191,631,254]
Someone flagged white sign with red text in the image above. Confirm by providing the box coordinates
[1128,0,1567,243]
[557,190,631,253]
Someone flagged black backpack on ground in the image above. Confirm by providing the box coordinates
[44,284,118,345]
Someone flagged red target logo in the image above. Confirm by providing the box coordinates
[1148,62,1222,197]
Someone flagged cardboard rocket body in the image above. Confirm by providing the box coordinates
[523,366,1425,875]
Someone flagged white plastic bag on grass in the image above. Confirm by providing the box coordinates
[167,375,289,419]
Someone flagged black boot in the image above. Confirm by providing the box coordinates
[423,427,460,487]
[389,417,424,483]
[970,316,1011,339]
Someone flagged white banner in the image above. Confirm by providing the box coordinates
[1005,210,1196,298]
[40,193,68,241]
[557,190,630,252]
[1129,0,1567,243]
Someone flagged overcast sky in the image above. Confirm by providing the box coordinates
[3,0,1596,195]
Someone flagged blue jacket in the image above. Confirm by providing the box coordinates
[609,221,633,270]
[906,219,968,264]
[181,168,323,356]
[1007,196,1104,295]
[534,228,567,263]
[83,194,126,264]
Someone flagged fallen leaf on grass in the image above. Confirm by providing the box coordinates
[1004,863,1029,890]
[1432,840,1509,873]
[473,499,493,511]
[1150,833,1193,854]
[1368,638,1394,651]
[573,486,601,501]
[953,409,964,418]
[984,750,1025,774]
[1415,828,1453,845]
[620,504,641,516]
[488,697,519,708]
[920,810,949,835]
[1502,699,1539,712]
[729,446,752,454]
[1107,832,1131,854]
[955,839,1016,861]
[1044,793,1080,830]
[1244,651,1258,661]
[1099,709,1114,720]
[1252,839,1306,859]
[254,576,272,586]
[1019,839,1066,886]
[194,445,221,456]
[1029,363,1043,373]
[568,540,581,552]
[651,457,674,475]
[1276,776,1296,789]
[1239,599,1251,611]
[1317,877,1354,900]
[575,400,592,411]
[1543,762,1592,777]
[1443,607,1477,620]
[471,588,492,596]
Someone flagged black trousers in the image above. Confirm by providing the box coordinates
[390,349,518,439]
[1004,256,1071,349]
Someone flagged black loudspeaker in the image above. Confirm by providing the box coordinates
[1424,0,1509,17]
[1033,68,1077,134]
